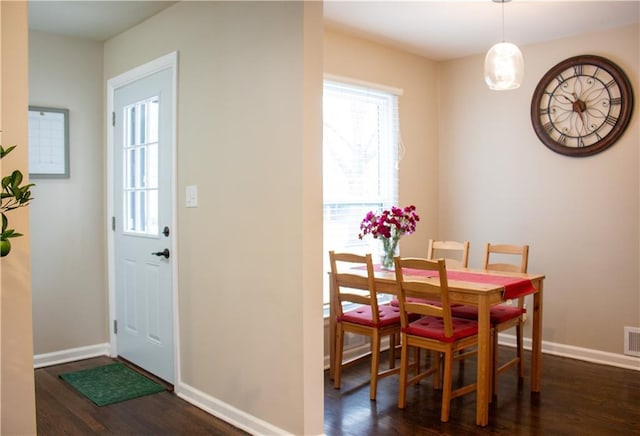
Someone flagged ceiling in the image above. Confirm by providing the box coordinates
[29,1,640,60]
[28,1,177,41]
[324,1,640,60]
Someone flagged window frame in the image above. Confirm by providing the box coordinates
[322,77,402,308]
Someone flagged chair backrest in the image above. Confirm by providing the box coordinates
[482,243,529,274]
[329,251,380,322]
[427,239,470,268]
[394,257,455,338]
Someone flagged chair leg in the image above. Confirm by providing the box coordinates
[397,337,409,409]
[457,349,465,376]
[432,352,442,390]
[389,332,397,369]
[333,324,344,390]
[370,331,381,401]
[440,350,453,422]
[393,332,401,362]
[517,321,525,378]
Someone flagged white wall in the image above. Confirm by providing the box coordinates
[29,31,107,355]
[438,24,640,356]
[103,2,323,434]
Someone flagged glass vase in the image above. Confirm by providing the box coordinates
[380,236,399,270]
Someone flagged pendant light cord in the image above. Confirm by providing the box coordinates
[501,0,506,42]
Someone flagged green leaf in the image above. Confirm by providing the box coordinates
[11,170,23,187]
[1,229,15,238]
[1,229,22,239]
[0,145,16,159]
[0,146,35,241]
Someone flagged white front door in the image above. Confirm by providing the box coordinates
[112,64,175,383]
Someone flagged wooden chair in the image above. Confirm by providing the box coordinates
[427,239,470,268]
[428,240,470,367]
[394,257,478,422]
[415,239,470,306]
[329,251,401,401]
[393,239,469,339]
[391,240,469,337]
[452,243,529,395]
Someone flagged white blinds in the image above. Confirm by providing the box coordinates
[322,79,400,302]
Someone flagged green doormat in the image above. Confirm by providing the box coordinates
[59,362,165,406]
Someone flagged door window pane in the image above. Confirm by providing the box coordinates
[123,97,159,236]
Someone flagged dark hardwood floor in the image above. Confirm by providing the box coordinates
[324,347,640,435]
[36,350,640,435]
[35,356,249,435]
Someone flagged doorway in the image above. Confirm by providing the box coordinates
[107,52,178,383]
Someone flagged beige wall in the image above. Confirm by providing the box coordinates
[438,24,640,354]
[103,2,323,434]
[0,1,37,433]
[21,3,639,434]
[302,3,325,433]
[29,31,107,355]
[323,28,440,258]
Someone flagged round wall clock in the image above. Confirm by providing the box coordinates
[531,54,634,157]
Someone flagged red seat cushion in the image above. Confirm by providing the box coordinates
[451,304,525,324]
[338,304,401,327]
[403,316,478,343]
[489,305,525,323]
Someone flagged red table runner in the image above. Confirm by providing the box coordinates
[371,265,534,299]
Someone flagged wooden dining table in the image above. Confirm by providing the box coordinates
[328,266,545,427]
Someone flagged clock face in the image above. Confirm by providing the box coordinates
[531,55,634,157]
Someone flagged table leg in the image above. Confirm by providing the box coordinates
[531,279,543,392]
[476,296,490,426]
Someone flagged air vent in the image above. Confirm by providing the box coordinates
[624,326,640,357]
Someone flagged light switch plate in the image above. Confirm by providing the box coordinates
[186,185,198,208]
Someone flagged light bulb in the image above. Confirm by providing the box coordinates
[484,42,524,90]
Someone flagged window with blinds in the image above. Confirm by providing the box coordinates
[323,79,400,304]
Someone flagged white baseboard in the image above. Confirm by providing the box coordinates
[498,333,640,371]
[323,340,390,369]
[325,334,640,372]
[175,382,289,435]
[33,343,110,368]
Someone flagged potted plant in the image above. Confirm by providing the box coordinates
[1,145,34,257]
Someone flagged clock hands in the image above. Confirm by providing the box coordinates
[559,92,587,112]
[570,93,589,133]
[555,93,588,134]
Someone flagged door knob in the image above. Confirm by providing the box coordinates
[152,248,170,259]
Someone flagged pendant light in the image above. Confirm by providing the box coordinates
[484,0,524,90]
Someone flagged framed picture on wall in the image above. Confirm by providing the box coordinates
[28,106,70,178]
